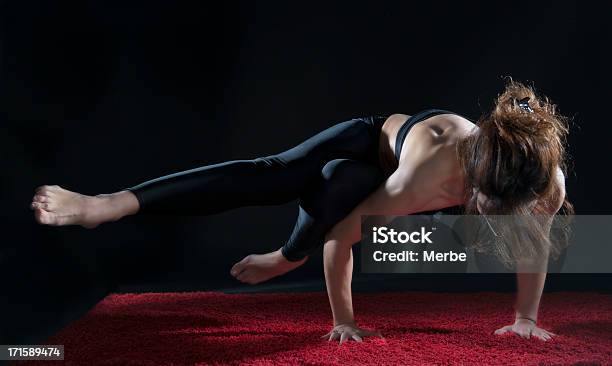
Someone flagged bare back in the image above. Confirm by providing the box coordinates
[379,113,478,210]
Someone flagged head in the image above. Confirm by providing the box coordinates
[457,79,574,265]
[458,79,572,216]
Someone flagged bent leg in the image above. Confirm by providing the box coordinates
[231,159,385,283]
[281,159,386,261]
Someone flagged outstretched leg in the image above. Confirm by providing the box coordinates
[231,159,385,284]
[31,116,384,228]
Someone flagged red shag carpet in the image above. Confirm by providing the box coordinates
[26,292,611,365]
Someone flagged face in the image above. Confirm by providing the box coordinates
[474,188,537,214]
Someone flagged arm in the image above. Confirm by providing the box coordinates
[323,158,444,339]
[496,167,566,341]
[516,167,566,320]
[496,270,554,341]
[514,271,546,322]
[499,246,552,341]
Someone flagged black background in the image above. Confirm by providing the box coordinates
[1,0,610,344]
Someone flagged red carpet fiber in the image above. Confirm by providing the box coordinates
[27,292,611,365]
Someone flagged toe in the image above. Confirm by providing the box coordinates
[34,208,44,223]
[33,195,49,203]
[36,185,61,194]
[236,270,248,282]
[246,275,262,285]
[231,255,252,277]
[237,270,259,285]
[34,208,54,225]
[31,202,47,210]
[36,185,50,194]
[34,200,56,211]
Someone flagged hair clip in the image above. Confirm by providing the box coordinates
[516,97,534,113]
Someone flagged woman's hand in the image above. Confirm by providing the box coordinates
[322,323,382,344]
[494,318,556,341]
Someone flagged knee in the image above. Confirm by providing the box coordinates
[321,159,382,188]
[301,159,384,223]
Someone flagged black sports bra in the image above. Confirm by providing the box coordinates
[394,109,470,161]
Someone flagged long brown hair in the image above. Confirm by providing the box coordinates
[457,79,574,264]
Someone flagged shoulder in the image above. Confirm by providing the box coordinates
[534,166,566,214]
[552,166,567,207]
[551,166,566,203]
[439,114,478,138]
[385,113,410,124]
[555,166,566,184]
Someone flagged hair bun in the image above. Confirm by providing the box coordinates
[489,79,569,149]
[515,97,534,113]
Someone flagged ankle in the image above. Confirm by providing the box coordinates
[90,191,138,223]
[276,248,308,265]
[82,195,114,224]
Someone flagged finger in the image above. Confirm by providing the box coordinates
[537,329,553,340]
[544,329,557,337]
[329,332,340,342]
[321,331,332,339]
[494,326,510,335]
[360,329,381,337]
[339,332,349,344]
[514,329,529,339]
[532,331,547,341]
[351,334,363,342]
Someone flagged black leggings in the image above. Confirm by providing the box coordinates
[127,116,389,261]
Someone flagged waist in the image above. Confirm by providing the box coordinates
[363,115,397,176]
[378,145,398,176]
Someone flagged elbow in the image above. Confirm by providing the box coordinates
[323,231,346,247]
[324,227,354,249]
[384,184,414,215]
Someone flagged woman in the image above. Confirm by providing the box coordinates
[31,80,571,343]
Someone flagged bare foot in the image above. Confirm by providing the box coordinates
[230,249,307,285]
[30,185,126,228]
